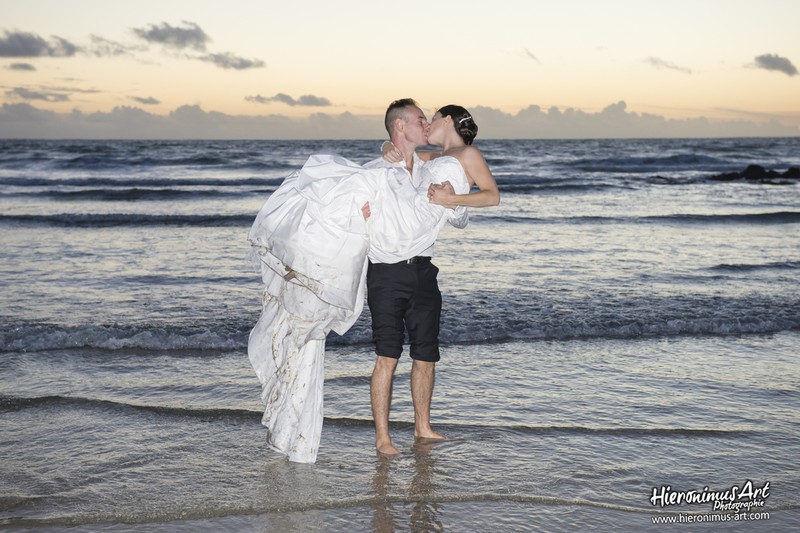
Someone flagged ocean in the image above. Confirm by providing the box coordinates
[0,137,798,532]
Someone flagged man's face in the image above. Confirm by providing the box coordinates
[403,106,429,147]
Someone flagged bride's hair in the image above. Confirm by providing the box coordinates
[437,105,478,145]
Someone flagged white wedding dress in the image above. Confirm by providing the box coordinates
[248,153,469,463]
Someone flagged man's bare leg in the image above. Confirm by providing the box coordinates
[371,355,400,456]
[411,360,445,440]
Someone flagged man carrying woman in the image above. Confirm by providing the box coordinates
[248,98,499,462]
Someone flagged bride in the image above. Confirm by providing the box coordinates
[248,102,498,463]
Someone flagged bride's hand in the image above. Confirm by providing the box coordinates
[361,201,371,220]
[381,141,403,163]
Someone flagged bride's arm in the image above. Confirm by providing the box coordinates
[429,147,500,208]
[382,141,438,163]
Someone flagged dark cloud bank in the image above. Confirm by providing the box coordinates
[1,101,797,139]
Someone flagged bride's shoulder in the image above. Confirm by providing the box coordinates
[458,145,485,159]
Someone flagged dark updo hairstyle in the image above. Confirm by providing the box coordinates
[437,104,478,145]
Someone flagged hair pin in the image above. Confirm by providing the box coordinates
[458,115,472,124]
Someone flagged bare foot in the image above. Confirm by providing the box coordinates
[414,429,446,442]
[376,441,400,457]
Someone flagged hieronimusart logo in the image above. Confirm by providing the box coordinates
[650,480,770,513]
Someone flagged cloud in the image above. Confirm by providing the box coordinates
[132,21,209,51]
[6,62,36,71]
[470,101,800,139]
[753,53,797,76]
[645,57,692,74]
[88,35,143,57]
[245,93,331,106]
[524,48,541,64]
[0,103,377,139]
[5,87,69,102]
[0,30,141,60]
[0,30,80,57]
[130,96,160,105]
[3,84,99,105]
[197,52,265,70]
[2,101,798,140]
[47,85,100,94]
[128,22,264,69]
[0,24,264,72]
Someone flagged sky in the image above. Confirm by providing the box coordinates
[1,0,799,139]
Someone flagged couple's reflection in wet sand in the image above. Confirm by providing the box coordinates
[371,439,446,533]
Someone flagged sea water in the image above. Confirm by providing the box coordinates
[1,138,798,531]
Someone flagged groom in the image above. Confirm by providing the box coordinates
[362,98,467,456]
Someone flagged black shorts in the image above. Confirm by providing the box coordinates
[366,259,441,362]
